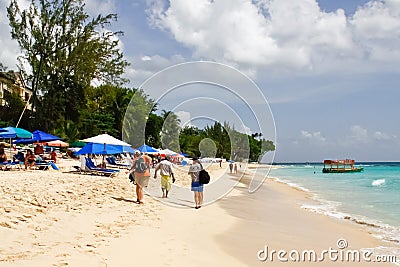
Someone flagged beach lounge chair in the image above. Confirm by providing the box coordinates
[85,158,120,177]
[106,157,130,168]
[0,160,23,170]
[35,161,59,170]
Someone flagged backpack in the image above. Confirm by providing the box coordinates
[128,172,135,184]
[135,157,147,173]
[199,169,210,184]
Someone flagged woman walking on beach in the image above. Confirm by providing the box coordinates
[189,157,203,209]
[131,151,152,204]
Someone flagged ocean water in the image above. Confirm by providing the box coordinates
[263,163,400,246]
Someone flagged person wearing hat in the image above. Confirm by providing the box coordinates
[131,151,152,204]
[188,157,204,209]
[154,156,175,198]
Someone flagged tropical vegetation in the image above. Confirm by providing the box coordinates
[0,0,275,162]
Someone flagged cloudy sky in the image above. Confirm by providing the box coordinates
[1,0,400,162]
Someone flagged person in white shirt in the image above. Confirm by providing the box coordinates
[188,157,203,209]
[154,157,175,198]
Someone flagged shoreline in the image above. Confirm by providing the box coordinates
[251,163,400,247]
[0,161,399,266]
[217,168,399,266]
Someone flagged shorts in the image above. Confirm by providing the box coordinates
[135,175,150,188]
[161,175,172,191]
[191,181,204,192]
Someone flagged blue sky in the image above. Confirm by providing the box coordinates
[1,0,400,162]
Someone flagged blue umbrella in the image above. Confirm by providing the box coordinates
[14,130,61,144]
[0,127,32,139]
[136,144,159,153]
[75,143,134,155]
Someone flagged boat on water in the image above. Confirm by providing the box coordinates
[322,159,364,173]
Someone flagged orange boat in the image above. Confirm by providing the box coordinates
[322,159,364,173]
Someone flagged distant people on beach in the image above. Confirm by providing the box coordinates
[50,150,57,163]
[229,162,233,173]
[131,151,152,204]
[219,159,222,168]
[34,144,44,156]
[0,148,7,170]
[189,157,204,209]
[25,150,36,170]
[0,147,7,163]
[234,163,238,174]
[154,156,175,198]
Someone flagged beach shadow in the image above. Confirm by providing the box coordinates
[111,196,137,203]
[151,196,194,208]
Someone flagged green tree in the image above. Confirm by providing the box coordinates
[7,0,129,132]
[145,113,163,148]
[83,85,133,138]
[179,126,203,157]
[0,90,26,127]
[122,90,154,147]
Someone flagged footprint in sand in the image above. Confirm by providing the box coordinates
[0,221,13,228]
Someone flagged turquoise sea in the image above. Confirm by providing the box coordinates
[263,163,400,250]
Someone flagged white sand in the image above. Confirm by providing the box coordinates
[0,160,398,266]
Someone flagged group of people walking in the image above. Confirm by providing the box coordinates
[128,152,204,209]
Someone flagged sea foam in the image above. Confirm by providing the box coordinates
[372,179,386,186]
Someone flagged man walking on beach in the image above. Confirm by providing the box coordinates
[154,157,175,198]
[131,151,152,204]
[189,157,204,209]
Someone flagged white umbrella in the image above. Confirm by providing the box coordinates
[81,133,131,146]
[81,133,133,167]
[158,148,179,155]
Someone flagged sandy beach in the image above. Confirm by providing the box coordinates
[0,159,398,266]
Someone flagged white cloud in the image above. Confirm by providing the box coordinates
[147,0,354,70]
[147,0,400,75]
[84,0,117,17]
[0,0,119,71]
[0,1,27,69]
[350,0,400,63]
[175,110,191,128]
[373,131,397,141]
[349,125,368,142]
[141,56,152,61]
[124,54,185,87]
[351,1,400,40]
[301,130,326,142]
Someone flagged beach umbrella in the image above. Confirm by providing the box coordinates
[0,127,32,139]
[75,143,134,155]
[69,141,86,148]
[136,144,159,153]
[158,148,178,155]
[81,133,131,146]
[79,134,134,166]
[45,140,69,147]
[13,130,61,144]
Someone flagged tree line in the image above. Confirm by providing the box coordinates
[1,0,275,162]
